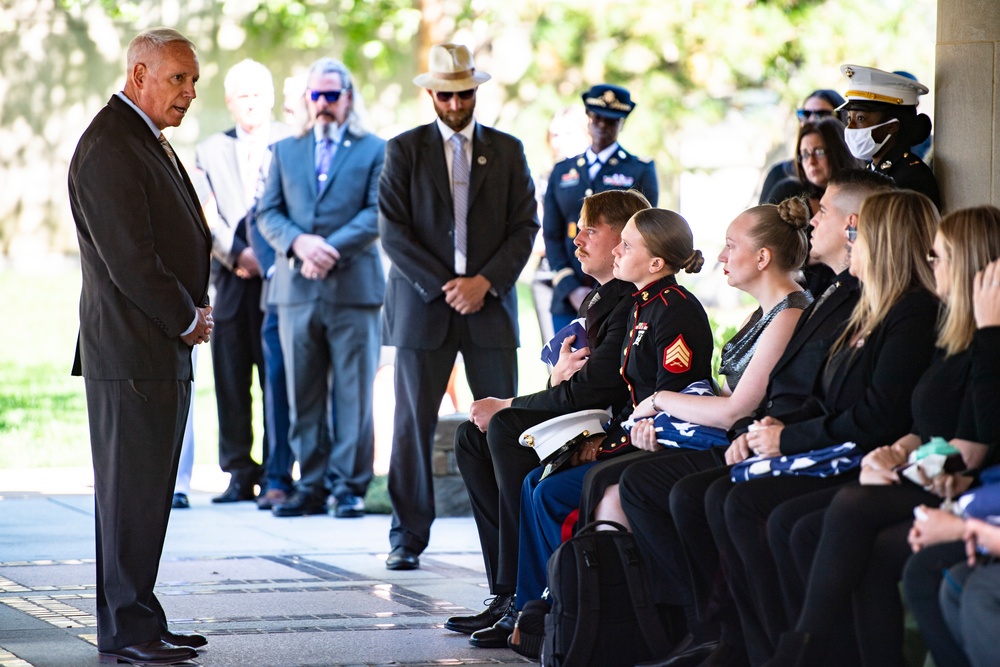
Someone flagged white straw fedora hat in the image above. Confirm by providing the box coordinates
[413,43,492,92]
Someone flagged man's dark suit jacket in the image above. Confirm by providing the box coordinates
[70,95,211,380]
[378,121,539,349]
[512,278,633,416]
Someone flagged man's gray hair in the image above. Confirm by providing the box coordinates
[224,59,273,98]
[306,57,371,136]
[127,27,196,74]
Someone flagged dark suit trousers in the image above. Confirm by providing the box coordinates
[388,310,517,553]
[902,541,970,667]
[455,408,557,593]
[85,378,189,651]
[279,301,379,498]
[211,278,266,482]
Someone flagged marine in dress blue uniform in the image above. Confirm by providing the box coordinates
[544,85,659,329]
[515,275,715,607]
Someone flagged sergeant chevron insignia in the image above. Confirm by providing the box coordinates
[663,334,692,373]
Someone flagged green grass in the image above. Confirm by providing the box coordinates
[0,265,743,471]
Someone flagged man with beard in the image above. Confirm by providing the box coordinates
[544,84,658,331]
[378,43,539,570]
[258,57,385,519]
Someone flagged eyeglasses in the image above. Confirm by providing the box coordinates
[796,109,834,122]
[798,148,828,162]
[434,89,476,102]
[845,226,857,243]
[309,89,349,102]
[926,251,941,267]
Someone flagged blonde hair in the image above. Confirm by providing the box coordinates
[937,206,1000,356]
[745,200,810,272]
[832,191,938,355]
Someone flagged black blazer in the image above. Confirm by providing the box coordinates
[378,121,539,349]
[777,287,940,455]
[69,95,211,381]
[512,279,633,416]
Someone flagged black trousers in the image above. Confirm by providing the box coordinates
[210,282,266,484]
[388,310,517,554]
[454,408,553,593]
[85,378,188,651]
[784,483,939,667]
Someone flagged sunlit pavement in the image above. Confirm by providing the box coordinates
[0,466,528,667]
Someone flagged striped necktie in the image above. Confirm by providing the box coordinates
[450,133,469,273]
[158,133,180,173]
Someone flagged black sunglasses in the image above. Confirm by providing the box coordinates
[309,89,349,102]
[435,89,476,102]
[796,109,834,121]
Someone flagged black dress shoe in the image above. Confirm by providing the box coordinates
[444,592,513,634]
[98,639,196,665]
[160,630,207,649]
[211,479,255,503]
[469,599,517,648]
[271,490,328,517]
[333,492,365,518]
[171,493,190,509]
[385,546,420,570]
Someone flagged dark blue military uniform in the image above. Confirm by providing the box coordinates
[872,142,941,210]
[543,146,658,318]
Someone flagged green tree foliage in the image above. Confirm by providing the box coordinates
[1,0,934,254]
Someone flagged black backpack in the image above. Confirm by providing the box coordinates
[541,520,671,667]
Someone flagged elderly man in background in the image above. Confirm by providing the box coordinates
[195,58,294,506]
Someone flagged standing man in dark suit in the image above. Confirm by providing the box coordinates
[258,57,385,519]
[195,59,293,504]
[69,27,212,665]
[544,84,658,331]
[445,189,649,645]
[378,43,539,570]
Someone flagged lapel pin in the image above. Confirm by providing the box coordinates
[343,140,351,147]
[477,156,487,165]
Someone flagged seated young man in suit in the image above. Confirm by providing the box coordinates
[447,188,651,647]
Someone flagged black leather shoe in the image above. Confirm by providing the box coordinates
[333,493,365,518]
[385,546,420,570]
[469,599,517,648]
[211,478,255,503]
[444,592,513,634]
[271,490,328,517]
[160,630,207,649]
[171,493,190,509]
[98,639,196,665]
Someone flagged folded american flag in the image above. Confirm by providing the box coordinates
[731,442,862,482]
[540,317,588,367]
[623,380,729,451]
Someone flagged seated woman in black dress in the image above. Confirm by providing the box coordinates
[764,205,1000,667]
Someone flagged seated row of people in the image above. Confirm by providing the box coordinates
[448,167,1000,667]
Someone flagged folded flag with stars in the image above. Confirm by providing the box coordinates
[622,380,728,451]
[540,317,588,367]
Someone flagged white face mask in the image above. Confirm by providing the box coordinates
[844,119,897,162]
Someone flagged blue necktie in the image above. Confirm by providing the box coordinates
[316,130,333,196]
[450,133,469,272]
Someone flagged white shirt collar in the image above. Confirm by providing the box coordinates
[116,91,161,138]
[436,118,476,144]
[236,123,270,144]
[585,142,619,166]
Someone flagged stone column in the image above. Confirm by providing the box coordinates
[935,0,1000,211]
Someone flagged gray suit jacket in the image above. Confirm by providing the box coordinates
[378,121,539,349]
[257,127,386,307]
[69,95,211,381]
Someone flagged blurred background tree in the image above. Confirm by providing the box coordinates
[0,0,934,258]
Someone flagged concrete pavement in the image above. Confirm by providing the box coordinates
[0,467,528,667]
